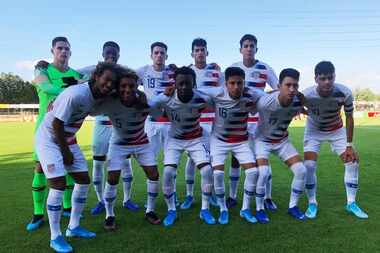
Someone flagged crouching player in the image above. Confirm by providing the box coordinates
[34,62,120,252]
[94,67,162,230]
[303,61,368,219]
[254,68,307,223]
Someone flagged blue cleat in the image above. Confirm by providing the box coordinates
[199,209,216,225]
[288,206,307,220]
[65,226,96,238]
[209,195,219,207]
[163,210,177,227]
[26,215,44,231]
[180,195,194,210]
[305,203,318,219]
[91,202,105,215]
[256,209,270,224]
[346,202,368,219]
[264,198,278,211]
[218,210,229,225]
[123,199,140,212]
[50,235,73,253]
[240,209,257,224]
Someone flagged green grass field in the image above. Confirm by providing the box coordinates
[0,118,379,252]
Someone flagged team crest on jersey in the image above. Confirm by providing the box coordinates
[205,71,219,78]
[47,164,55,172]
[251,71,261,79]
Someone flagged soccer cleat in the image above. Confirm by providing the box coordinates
[346,202,368,219]
[65,226,96,238]
[163,210,177,227]
[104,216,116,231]
[199,209,216,225]
[288,206,307,220]
[50,235,73,253]
[26,215,44,231]
[145,211,161,225]
[240,209,257,224]
[180,195,194,210]
[256,209,270,224]
[226,197,237,209]
[209,195,219,207]
[123,200,140,212]
[91,202,105,215]
[305,203,318,219]
[218,210,229,225]
[264,198,278,211]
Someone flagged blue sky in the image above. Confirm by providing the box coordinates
[1,0,379,92]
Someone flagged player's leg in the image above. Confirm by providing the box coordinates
[264,164,278,211]
[91,155,106,215]
[62,174,74,217]
[103,169,120,231]
[181,157,195,209]
[121,157,139,211]
[227,155,240,208]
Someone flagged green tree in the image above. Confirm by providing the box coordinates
[0,73,38,103]
[353,88,376,101]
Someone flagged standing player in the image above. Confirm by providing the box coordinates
[79,41,139,215]
[180,38,222,209]
[228,34,279,210]
[94,68,161,230]
[303,61,368,219]
[254,68,307,222]
[27,37,82,231]
[202,67,263,224]
[151,67,216,226]
[34,62,120,252]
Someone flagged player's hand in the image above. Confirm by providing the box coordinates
[164,86,175,96]
[134,90,149,109]
[62,149,74,165]
[343,146,359,163]
[297,91,306,106]
[35,60,49,69]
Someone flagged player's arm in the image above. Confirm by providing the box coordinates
[33,67,63,96]
[267,65,279,90]
[343,91,358,162]
[52,117,73,165]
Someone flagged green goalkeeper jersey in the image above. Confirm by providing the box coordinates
[33,63,81,130]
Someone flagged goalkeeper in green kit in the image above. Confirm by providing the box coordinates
[27,36,83,231]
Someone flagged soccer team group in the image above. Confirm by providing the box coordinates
[27,34,368,252]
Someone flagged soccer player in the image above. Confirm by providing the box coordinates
[202,67,263,224]
[303,61,368,219]
[254,68,307,222]
[180,38,222,209]
[93,67,161,230]
[27,37,82,231]
[79,41,139,215]
[228,34,279,210]
[151,67,215,226]
[34,62,119,252]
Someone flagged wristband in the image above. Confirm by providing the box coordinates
[347,142,353,147]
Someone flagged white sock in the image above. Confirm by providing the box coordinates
[305,160,317,204]
[289,162,306,208]
[185,158,195,197]
[214,170,227,211]
[47,189,64,240]
[256,165,269,211]
[92,160,105,203]
[121,159,133,203]
[229,166,240,199]
[265,165,273,199]
[104,182,117,218]
[344,162,359,204]
[68,184,89,229]
[200,165,213,210]
[146,179,159,213]
[163,166,176,211]
[242,167,258,210]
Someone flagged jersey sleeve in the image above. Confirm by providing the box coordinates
[198,87,222,99]
[52,91,77,122]
[136,66,146,86]
[77,65,95,81]
[343,87,354,115]
[33,67,63,96]
[266,65,279,90]
[256,92,278,112]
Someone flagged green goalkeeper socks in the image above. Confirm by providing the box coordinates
[63,174,74,209]
[32,172,47,215]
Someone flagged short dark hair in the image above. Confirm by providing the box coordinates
[191,38,207,51]
[174,66,196,85]
[279,68,300,84]
[89,62,119,86]
[103,41,120,52]
[314,61,335,76]
[150,42,167,53]
[225,67,245,81]
[118,66,139,82]
[239,34,257,48]
[52,36,70,47]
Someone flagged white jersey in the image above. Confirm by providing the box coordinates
[95,98,150,146]
[150,90,212,140]
[200,86,263,143]
[303,83,354,132]
[37,83,97,144]
[256,91,303,142]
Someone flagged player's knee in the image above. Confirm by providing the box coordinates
[231,156,240,167]
[48,177,66,191]
[197,162,211,170]
[107,171,121,185]
[291,162,306,180]
[34,162,43,173]
[147,169,159,181]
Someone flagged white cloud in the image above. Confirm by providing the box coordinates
[15,60,36,71]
